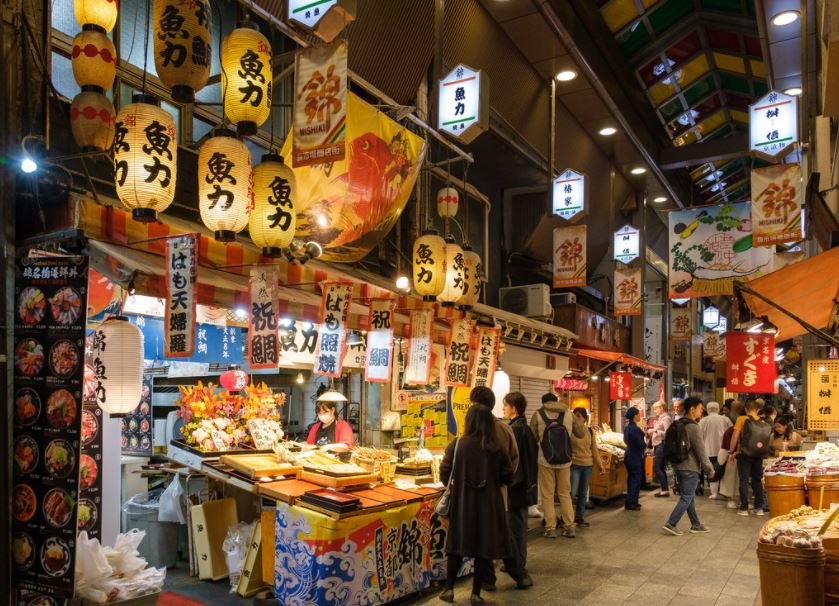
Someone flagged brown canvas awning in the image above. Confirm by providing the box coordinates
[575,348,666,373]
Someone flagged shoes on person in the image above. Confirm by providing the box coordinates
[561,527,576,538]
[690,524,710,533]
[655,492,671,498]
[662,523,683,536]
[575,519,590,527]
[439,589,455,603]
[515,574,534,590]
[752,509,765,516]
[481,583,496,592]
[737,509,750,516]
[471,595,487,605]
[585,500,595,510]
[543,528,557,539]
[709,494,721,500]
[727,500,739,509]
[625,504,641,511]
[527,505,543,518]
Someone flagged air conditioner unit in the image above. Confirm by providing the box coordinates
[551,292,577,306]
[499,284,552,318]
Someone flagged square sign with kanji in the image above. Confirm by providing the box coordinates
[438,64,489,144]
[552,168,587,220]
[749,90,799,160]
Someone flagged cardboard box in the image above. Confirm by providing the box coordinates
[190,498,238,580]
[236,521,268,597]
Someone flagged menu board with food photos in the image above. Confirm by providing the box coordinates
[12,254,88,597]
[121,375,152,456]
[79,335,104,541]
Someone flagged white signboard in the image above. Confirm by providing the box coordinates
[288,0,338,29]
[749,90,798,160]
[438,64,489,143]
[278,320,365,369]
[613,224,640,264]
[552,168,586,220]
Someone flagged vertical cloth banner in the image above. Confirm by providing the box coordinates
[314,283,352,377]
[165,234,197,357]
[609,372,632,400]
[553,225,587,288]
[292,39,347,167]
[703,332,723,360]
[670,304,692,341]
[365,299,395,383]
[444,317,474,387]
[614,268,642,316]
[472,327,500,388]
[807,360,839,431]
[249,267,279,369]
[405,309,435,385]
[751,163,803,246]
[726,331,777,393]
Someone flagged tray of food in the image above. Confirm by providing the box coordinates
[298,451,369,476]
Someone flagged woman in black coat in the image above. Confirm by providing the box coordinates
[623,406,646,511]
[439,405,513,604]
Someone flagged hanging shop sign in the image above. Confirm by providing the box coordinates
[751,163,803,246]
[127,315,244,365]
[749,90,798,161]
[553,224,587,288]
[287,0,354,42]
[552,168,586,220]
[471,326,500,389]
[165,234,197,358]
[13,254,89,598]
[715,316,728,334]
[703,331,724,359]
[444,317,474,388]
[670,304,692,341]
[80,342,106,538]
[405,309,435,385]
[365,299,395,383]
[703,305,720,328]
[726,331,777,393]
[613,224,640,264]
[609,372,632,400]
[614,267,642,317]
[119,374,153,457]
[668,202,773,299]
[554,378,588,391]
[282,93,427,262]
[292,39,348,167]
[437,64,489,144]
[248,267,279,369]
[807,360,839,431]
[314,283,352,378]
[279,320,365,370]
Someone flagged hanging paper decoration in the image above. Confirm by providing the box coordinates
[726,331,777,393]
[71,27,116,92]
[74,0,118,32]
[472,326,500,388]
[437,237,464,307]
[114,95,178,223]
[292,39,347,167]
[198,129,253,242]
[220,369,249,391]
[456,246,482,309]
[444,317,474,387]
[365,299,395,383]
[165,234,197,358]
[670,304,692,341]
[153,0,212,103]
[553,224,587,288]
[412,230,447,301]
[609,372,632,400]
[249,154,296,257]
[751,163,803,247]
[405,309,435,385]
[70,90,115,151]
[314,283,352,377]
[614,267,642,317]
[92,316,144,416]
[436,187,459,219]
[221,22,271,136]
[248,267,279,369]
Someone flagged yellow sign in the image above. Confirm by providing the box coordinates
[448,386,472,438]
[808,360,839,431]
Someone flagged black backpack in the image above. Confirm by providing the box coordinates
[537,408,572,465]
[741,417,773,457]
[664,418,691,464]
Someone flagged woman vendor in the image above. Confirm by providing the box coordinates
[306,399,355,451]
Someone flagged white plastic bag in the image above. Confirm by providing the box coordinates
[158,479,186,523]
[222,521,255,593]
[75,531,113,584]
[109,528,148,577]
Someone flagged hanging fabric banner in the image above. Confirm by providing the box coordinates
[365,299,395,383]
[472,327,500,388]
[703,331,723,359]
[670,305,692,342]
[609,372,632,400]
[165,234,197,357]
[614,268,642,316]
[405,309,435,385]
[751,163,803,247]
[444,317,474,388]
[553,225,587,288]
[292,39,348,167]
[726,331,777,393]
[248,267,279,369]
[314,282,352,377]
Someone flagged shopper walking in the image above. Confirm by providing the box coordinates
[730,399,772,516]
[647,401,672,498]
[569,407,605,527]
[623,407,646,511]
[698,401,731,500]
[439,405,513,605]
[530,393,585,538]
[662,397,715,535]
[673,399,684,420]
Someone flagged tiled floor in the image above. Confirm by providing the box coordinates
[406,492,765,606]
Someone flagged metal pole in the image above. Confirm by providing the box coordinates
[549,77,556,209]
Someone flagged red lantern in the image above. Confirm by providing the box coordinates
[220,369,249,391]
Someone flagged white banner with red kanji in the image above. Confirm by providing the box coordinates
[472,327,500,388]
[248,267,279,369]
[314,282,352,377]
[165,234,197,357]
[444,317,474,387]
[726,331,777,393]
[405,308,435,385]
[365,299,395,383]
[609,371,632,400]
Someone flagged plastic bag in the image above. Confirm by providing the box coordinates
[75,531,113,584]
[158,479,186,524]
[222,521,255,593]
[122,493,160,515]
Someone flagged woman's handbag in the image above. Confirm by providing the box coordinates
[435,438,460,518]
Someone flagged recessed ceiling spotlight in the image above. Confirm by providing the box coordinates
[784,86,803,96]
[653,196,667,203]
[599,126,617,136]
[771,10,799,26]
[556,70,577,82]
[630,167,647,175]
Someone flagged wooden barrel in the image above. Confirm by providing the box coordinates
[757,542,825,606]
[807,475,839,510]
[765,475,806,518]
[823,535,839,605]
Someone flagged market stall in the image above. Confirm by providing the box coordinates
[590,429,629,501]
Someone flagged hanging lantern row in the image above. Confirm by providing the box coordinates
[198,129,253,242]
[411,229,482,309]
[153,0,212,103]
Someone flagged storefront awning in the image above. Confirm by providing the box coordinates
[739,246,839,341]
[575,348,666,373]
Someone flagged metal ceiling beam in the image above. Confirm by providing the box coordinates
[659,133,750,169]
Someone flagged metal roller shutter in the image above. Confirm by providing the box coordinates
[509,375,552,421]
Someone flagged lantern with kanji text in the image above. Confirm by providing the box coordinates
[153,0,212,103]
[456,245,482,309]
[198,129,253,242]
[249,153,297,257]
[437,236,464,307]
[412,229,446,301]
[92,316,144,416]
[221,22,272,136]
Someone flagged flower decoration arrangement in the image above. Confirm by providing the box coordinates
[177,381,285,451]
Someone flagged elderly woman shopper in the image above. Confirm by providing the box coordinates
[698,401,732,499]
[439,405,513,605]
[623,407,646,511]
[647,401,672,498]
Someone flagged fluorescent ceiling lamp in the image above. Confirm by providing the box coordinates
[746,322,764,333]
[598,126,617,136]
[784,87,803,96]
[653,196,667,203]
[771,10,799,26]
[630,167,647,175]
[556,70,577,82]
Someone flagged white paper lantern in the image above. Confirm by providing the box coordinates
[221,22,272,136]
[437,237,464,307]
[198,129,253,242]
[456,245,482,309]
[249,153,296,256]
[92,316,144,416]
[412,229,447,301]
[436,187,459,219]
[491,368,510,417]
[153,0,212,103]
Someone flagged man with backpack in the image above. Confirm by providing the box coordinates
[662,397,715,536]
[529,392,586,539]
[729,398,772,516]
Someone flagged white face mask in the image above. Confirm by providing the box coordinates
[318,413,334,425]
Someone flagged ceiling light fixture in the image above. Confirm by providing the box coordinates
[556,70,577,82]
[784,87,803,96]
[653,196,667,203]
[771,10,799,26]
[598,126,617,136]
[630,167,647,175]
